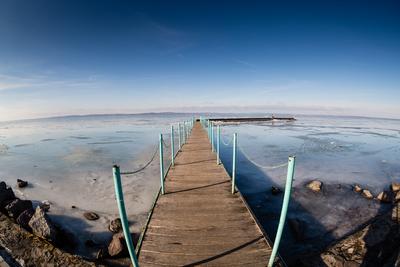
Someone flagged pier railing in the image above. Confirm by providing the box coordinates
[112,116,295,267]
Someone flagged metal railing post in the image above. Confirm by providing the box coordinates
[178,123,181,149]
[112,166,140,267]
[268,156,296,267]
[217,125,221,165]
[159,134,165,195]
[231,133,237,194]
[171,125,175,166]
[211,122,214,151]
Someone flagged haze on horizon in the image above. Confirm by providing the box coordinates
[0,0,399,121]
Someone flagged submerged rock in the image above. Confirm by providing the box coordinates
[271,186,282,195]
[109,218,122,233]
[83,212,99,221]
[307,180,322,192]
[391,182,400,192]
[16,179,28,188]
[353,184,362,193]
[4,199,33,219]
[362,189,373,199]
[28,206,57,241]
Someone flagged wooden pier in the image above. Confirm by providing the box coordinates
[138,122,277,266]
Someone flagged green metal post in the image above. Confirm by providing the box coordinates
[268,156,296,267]
[211,122,214,152]
[183,122,186,144]
[159,134,165,195]
[217,125,221,165]
[231,133,237,194]
[112,166,140,267]
[171,125,175,166]
[178,123,181,149]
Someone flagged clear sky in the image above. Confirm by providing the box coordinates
[0,0,399,121]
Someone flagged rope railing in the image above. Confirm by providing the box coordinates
[120,145,159,175]
[238,144,288,170]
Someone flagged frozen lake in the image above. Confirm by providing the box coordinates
[0,113,399,262]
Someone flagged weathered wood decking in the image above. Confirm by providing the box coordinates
[138,122,275,266]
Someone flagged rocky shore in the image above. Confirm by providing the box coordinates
[293,180,400,267]
[0,180,137,266]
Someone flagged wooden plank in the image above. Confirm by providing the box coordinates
[138,121,275,266]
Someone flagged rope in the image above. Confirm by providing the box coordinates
[121,145,159,175]
[238,144,288,170]
[221,135,233,146]
[162,139,170,148]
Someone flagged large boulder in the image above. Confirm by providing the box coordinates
[28,206,57,241]
[307,180,322,192]
[4,199,33,219]
[395,191,400,202]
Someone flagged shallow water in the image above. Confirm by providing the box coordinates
[1,114,399,261]
[0,113,190,256]
[215,115,400,263]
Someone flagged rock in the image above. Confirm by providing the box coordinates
[109,218,122,233]
[391,182,400,192]
[288,218,306,241]
[16,179,28,188]
[0,183,16,209]
[392,202,400,223]
[108,232,126,257]
[40,200,51,212]
[271,186,282,195]
[83,212,99,221]
[0,213,95,266]
[362,189,373,199]
[16,208,35,231]
[307,180,322,192]
[376,191,392,203]
[96,248,108,259]
[395,191,400,202]
[4,199,33,219]
[353,184,362,193]
[0,181,6,190]
[28,206,57,241]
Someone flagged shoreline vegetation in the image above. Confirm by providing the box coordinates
[0,178,399,266]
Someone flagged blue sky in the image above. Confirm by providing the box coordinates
[0,0,399,121]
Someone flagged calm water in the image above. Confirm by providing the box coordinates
[0,113,399,260]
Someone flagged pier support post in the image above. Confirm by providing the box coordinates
[159,134,165,195]
[171,125,175,166]
[217,125,221,164]
[268,156,296,267]
[231,133,237,194]
[112,165,140,267]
